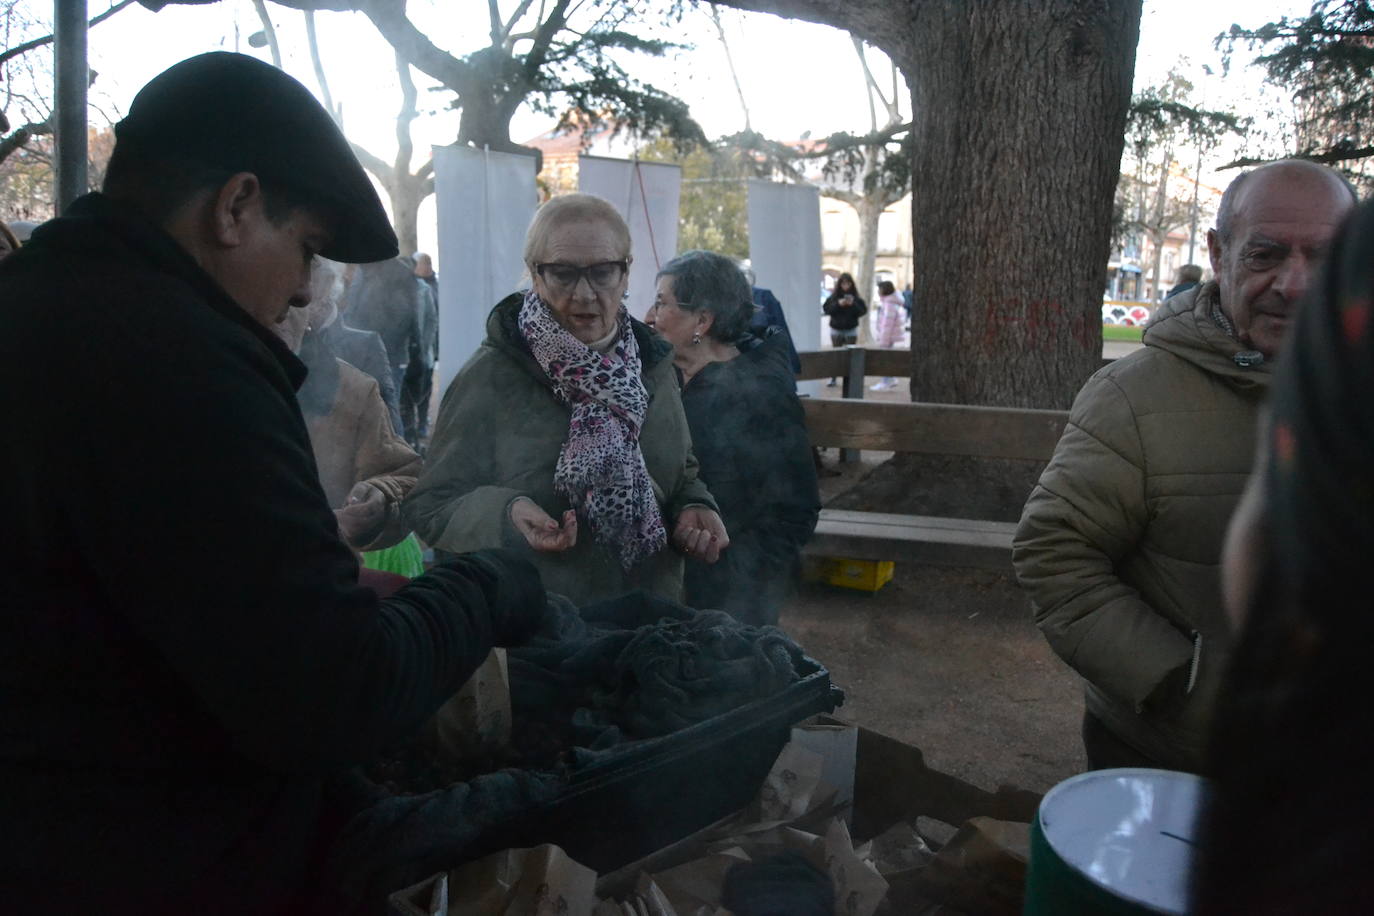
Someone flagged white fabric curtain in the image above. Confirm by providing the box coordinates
[577,156,682,318]
[747,179,823,395]
[432,145,538,395]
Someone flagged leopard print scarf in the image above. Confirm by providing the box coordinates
[518,288,667,568]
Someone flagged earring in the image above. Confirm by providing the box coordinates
[691,332,702,346]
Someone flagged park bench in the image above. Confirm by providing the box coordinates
[796,347,1070,571]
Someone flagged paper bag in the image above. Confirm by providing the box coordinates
[790,719,859,821]
[444,844,597,916]
[754,741,826,823]
[431,648,510,759]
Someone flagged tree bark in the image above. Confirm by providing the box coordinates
[713,0,1143,410]
[852,191,883,344]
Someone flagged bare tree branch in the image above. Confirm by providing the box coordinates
[355,0,473,92]
[252,0,283,68]
[302,10,338,122]
[0,116,53,166]
[709,4,751,132]
[501,0,539,50]
[393,48,418,174]
[487,0,504,46]
[0,1,136,70]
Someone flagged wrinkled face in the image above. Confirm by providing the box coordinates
[1208,169,1352,358]
[530,218,630,345]
[213,203,330,331]
[645,275,709,353]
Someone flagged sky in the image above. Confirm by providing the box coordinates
[9,0,1315,257]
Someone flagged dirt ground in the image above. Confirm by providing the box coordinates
[777,375,1087,802]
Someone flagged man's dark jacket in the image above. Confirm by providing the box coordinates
[0,194,540,914]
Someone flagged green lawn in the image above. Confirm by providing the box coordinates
[1102,324,1144,342]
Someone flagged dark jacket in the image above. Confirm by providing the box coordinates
[405,294,717,605]
[319,319,404,436]
[823,290,867,331]
[681,331,820,624]
[750,286,800,375]
[344,257,422,374]
[0,193,542,914]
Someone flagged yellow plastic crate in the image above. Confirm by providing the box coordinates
[808,556,894,593]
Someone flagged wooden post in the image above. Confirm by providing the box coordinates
[841,345,866,462]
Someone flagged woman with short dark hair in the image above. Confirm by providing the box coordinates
[648,250,819,625]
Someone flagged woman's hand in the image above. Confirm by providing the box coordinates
[334,482,388,546]
[509,497,578,552]
[673,506,729,564]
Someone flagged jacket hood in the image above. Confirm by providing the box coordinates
[484,292,671,386]
[1142,281,1272,392]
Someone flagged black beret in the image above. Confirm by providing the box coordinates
[114,52,397,263]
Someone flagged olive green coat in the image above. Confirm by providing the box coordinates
[1013,283,1269,771]
[404,295,716,605]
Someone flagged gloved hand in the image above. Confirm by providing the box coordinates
[451,548,548,648]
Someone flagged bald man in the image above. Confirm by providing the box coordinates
[1014,161,1356,773]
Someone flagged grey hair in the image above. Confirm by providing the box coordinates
[523,192,631,265]
[657,249,754,343]
[1216,160,1358,243]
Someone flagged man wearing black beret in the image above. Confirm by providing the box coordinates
[0,53,547,913]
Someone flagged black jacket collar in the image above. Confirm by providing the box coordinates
[39,193,308,389]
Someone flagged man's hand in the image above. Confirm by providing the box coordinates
[509,498,578,553]
[674,506,729,564]
[334,482,388,546]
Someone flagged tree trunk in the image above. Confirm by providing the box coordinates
[853,191,884,345]
[904,1,1140,409]
[389,176,422,257]
[713,0,1142,411]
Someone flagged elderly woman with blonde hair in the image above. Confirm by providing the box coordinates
[405,193,728,604]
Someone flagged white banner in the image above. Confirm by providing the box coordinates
[433,145,538,394]
[747,179,823,395]
[578,156,681,318]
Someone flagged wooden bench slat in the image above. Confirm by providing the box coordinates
[813,520,1014,550]
[796,349,850,380]
[819,509,1016,535]
[803,398,1067,461]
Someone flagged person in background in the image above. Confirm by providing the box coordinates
[902,282,914,324]
[0,220,18,260]
[344,255,423,438]
[405,252,440,450]
[0,52,545,913]
[405,193,728,605]
[647,250,819,625]
[871,279,906,391]
[275,260,422,562]
[1166,263,1203,300]
[1195,200,1374,915]
[314,272,404,437]
[741,264,801,377]
[822,272,866,386]
[1013,160,1356,774]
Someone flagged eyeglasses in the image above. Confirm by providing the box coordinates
[534,260,629,292]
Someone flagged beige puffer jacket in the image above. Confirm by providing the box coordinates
[1013,283,1270,771]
